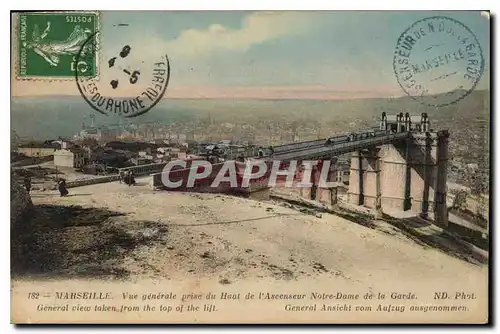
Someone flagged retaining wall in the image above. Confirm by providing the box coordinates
[66,175,120,188]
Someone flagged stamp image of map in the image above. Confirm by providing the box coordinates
[17,12,98,78]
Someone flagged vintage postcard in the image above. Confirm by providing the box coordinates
[10,10,490,324]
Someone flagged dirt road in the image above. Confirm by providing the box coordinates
[12,178,486,289]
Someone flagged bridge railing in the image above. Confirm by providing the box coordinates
[225,146,260,160]
[318,132,410,156]
[272,139,326,154]
[225,139,327,160]
[119,162,169,176]
[250,130,402,159]
[269,132,410,161]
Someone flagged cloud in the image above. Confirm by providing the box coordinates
[164,11,315,59]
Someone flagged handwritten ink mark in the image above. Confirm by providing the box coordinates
[430,71,458,82]
[110,80,119,89]
[129,70,140,84]
[424,43,444,52]
[108,57,117,68]
[120,45,131,58]
[122,69,140,84]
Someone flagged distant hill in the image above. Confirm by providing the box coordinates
[11,90,490,140]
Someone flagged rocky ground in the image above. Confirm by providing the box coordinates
[11,178,487,290]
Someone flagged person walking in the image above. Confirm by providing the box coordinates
[126,171,134,187]
[119,170,125,184]
[58,178,69,197]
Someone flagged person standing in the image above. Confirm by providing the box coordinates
[258,147,264,158]
[58,178,69,197]
[126,171,132,187]
[129,171,136,186]
[23,176,31,193]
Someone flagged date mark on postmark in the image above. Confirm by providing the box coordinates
[17,12,99,79]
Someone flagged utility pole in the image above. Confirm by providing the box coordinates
[279,122,284,143]
[267,124,272,146]
[316,122,322,139]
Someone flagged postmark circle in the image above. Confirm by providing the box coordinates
[393,16,484,107]
[75,31,170,118]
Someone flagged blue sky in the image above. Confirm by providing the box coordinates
[101,11,490,89]
[14,11,490,99]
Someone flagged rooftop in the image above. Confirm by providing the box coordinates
[18,141,61,149]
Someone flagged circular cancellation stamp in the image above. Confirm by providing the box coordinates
[75,31,170,118]
[393,16,484,107]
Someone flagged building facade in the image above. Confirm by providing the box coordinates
[17,141,61,157]
[54,148,87,168]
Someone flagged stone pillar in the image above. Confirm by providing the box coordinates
[375,151,382,212]
[421,113,430,132]
[384,130,448,225]
[408,132,438,217]
[380,112,387,130]
[326,158,338,185]
[310,163,320,201]
[348,149,381,209]
[315,158,338,205]
[404,113,411,132]
[362,148,381,209]
[435,131,449,227]
[380,140,411,211]
[330,187,338,205]
[348,151,364,205]
[407,131,449,225]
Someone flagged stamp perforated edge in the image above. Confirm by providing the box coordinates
[12,11,101,82]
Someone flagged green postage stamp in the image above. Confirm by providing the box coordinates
[16,12,99,79]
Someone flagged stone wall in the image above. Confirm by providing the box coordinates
[66,175,120,188]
